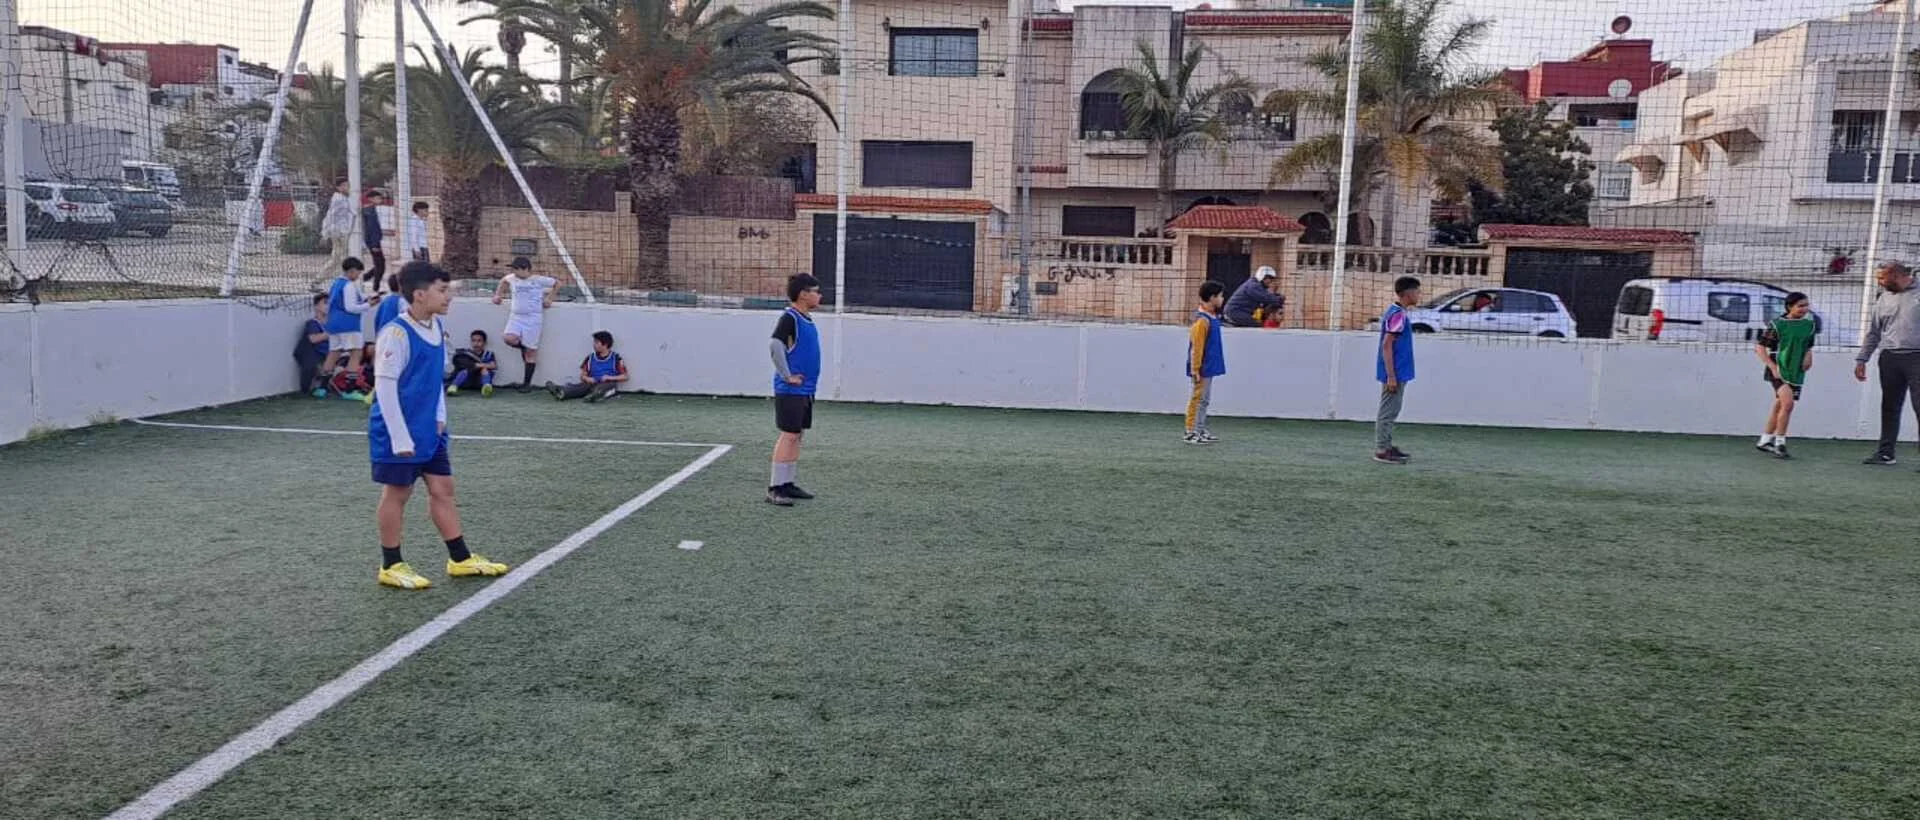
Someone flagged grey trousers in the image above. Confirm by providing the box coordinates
[1375,383,1407,450]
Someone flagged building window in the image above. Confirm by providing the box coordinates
[1596,163,1632,199]
[222,86,234,96]
[889,29,978,77]
[778,143,817,194]
[1831,110,1883,153]
[223,55,234,65]
[1061,206,1136,237]
[1259,93,1296,141]
[1080,71,1128,139]
[1838,70,1888,95]
[862,141,972,188]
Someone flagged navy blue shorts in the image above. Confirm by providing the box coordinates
[372,440,452,487]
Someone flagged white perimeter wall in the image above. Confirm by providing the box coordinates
[0,298,1908,446]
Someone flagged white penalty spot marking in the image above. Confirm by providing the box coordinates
[678,540,704,551]
[107,425,732,820]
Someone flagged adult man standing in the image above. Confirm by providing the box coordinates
[1855,260,1920,465]
[321,178,356,282]
[1223,266,1285,328]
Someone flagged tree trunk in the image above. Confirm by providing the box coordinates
[557,51,574,107]
[627,103,682,290]
[1379,176,1397,250]
[1157,148,1176,228]
[439,174,483,278]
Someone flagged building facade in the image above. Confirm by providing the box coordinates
[19,27,165,167]
[1602,0,1920,279]
[1503,39,1675,217]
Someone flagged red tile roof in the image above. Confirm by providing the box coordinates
[794,194,995,216]
[1167,206,1304,234]
[1183,13,1351,28]
[1478,224,1694,245]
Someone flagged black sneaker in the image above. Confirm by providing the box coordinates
[1389,446,1412,461]
[765,487,794,507]
[1773,445,1793,460]
[1373,449,1409,465]
[585,384,616,403]
[517,382,534,394]
[1757,441,1776,454]
[546,382,564,400]
[780,483,815,500]
[1865,451,1898,466]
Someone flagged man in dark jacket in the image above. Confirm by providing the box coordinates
[361,190,389,293]
[1224,266,1284,327]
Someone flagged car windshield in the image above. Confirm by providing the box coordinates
[62,187,108,204]
[1421,288,1473,308]
[132,193,168,207]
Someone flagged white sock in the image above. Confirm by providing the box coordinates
[1759,434,1775,446]
[1775,436,1787,447]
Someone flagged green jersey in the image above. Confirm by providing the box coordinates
[1761,316,1817,385]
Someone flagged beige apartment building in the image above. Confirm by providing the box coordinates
[1601,0,1920,279]
[711,0,1451,320]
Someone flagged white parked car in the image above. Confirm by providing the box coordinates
[1397,287,1577,339]
[1613,278,1823,344]
[23,182,117,239]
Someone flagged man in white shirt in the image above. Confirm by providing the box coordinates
[321,178,356,281]
[406,201,431,263]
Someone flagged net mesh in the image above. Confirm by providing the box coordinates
[1,0,1910,353]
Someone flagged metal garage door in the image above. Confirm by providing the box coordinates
[812,215,976,312]
[1503,249,1653,338]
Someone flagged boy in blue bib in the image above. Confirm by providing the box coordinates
[367,262,510,590]
[767,274,823,506]
[547,331,630,402]
[1184,280,1228,444]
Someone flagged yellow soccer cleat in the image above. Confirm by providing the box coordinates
[447,554,510,578]
[378,562,433,590]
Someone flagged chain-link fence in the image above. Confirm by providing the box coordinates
[5,0,1915,355]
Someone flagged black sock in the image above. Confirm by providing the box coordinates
[381,546,403,569]
[523,363,537,385]
[445,535,471,562]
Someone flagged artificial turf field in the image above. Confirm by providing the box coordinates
[6,394,1920,819]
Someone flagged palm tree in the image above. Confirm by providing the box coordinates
[534,0,837,288]
[1110,40,1259,226]
[366,47,584,276]
[1266,0,1508,248]
[280,68,357,223]
[461,0,594,106]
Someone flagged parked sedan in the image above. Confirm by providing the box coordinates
[1399,287,1576,339]
[99,186,174,238]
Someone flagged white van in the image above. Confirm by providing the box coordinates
[121,161,182,204]
[1614,278,1823,344]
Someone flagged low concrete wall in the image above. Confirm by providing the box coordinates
[0,300,303,445]
[1,298,1901,447]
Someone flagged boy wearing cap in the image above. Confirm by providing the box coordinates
[492,256,558,392]
[1224,266,1285,328]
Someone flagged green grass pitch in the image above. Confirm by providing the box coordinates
[5,395,1920,819]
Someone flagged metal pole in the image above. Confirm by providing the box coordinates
[1860,0,1916,347]
[408,0,596,302]
[2,0,25,254]
[834,0,851,316]
[1013,0,1033,315]
[220,0,315,296]
[1328,0,1366,332]
[345,0,363,258]
[394,0,411,262]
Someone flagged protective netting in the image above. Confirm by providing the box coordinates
[3,0,1914,353]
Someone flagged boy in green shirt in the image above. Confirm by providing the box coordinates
[1755,291,1816,459]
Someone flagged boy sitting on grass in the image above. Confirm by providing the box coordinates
[547,331,629,403]
[448,330,499,397]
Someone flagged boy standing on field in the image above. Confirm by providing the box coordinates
[1375,276,1422,465]
[368,263,510,590]
[767,274,823,507]
[1756,291,1816,459]
[1185,280,1227,444]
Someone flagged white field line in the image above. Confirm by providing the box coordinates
[130,418,721,448]
[105,440,733,820]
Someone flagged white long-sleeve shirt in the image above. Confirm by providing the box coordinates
[406,215,429,258]
[322,193,356,240]
[373,314,448,456]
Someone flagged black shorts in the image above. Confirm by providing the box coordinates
[1765,372,1803,401]
[775,394,814,434]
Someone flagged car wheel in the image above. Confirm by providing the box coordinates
[1539,330,1566,339]
[1411,324,1436,334]
[147,227,171,238]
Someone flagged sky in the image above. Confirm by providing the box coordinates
[19,0,1886,81]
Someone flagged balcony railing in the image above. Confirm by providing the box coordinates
[1056,238,1175,266]
[1826,151,1920,184]
[1296,247,1492,277]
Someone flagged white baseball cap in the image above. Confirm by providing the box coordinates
[1254,266,1277,281]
